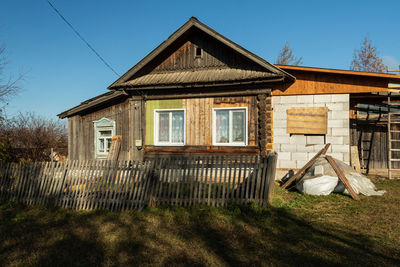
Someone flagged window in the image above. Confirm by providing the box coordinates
[154,109,185,145]
[212,108,247,146]
[97,129,112,154]
[93,118,115,158]
[195,47,202,58]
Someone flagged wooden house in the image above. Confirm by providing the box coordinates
[58,17,400,177]
[58,17,295,161]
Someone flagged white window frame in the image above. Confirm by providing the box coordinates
[154,109,186,146]
[93,118,115,158]
[212,107,248,146]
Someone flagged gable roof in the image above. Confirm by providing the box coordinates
[108,17,295,90]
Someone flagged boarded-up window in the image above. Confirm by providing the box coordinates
[287,107,328,134]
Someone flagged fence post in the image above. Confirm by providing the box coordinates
[265,152,278,205]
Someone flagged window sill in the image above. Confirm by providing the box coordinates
[212,143,247,147]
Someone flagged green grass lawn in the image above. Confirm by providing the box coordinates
[0,176,399,266]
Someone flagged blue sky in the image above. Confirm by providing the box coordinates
[1,0,399,120]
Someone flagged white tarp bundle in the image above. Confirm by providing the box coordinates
[296,156,386,196]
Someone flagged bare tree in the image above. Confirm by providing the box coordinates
[0,42,23,105]
[350,35,386,73]
[1,112,67,161]
[276,42,303,66]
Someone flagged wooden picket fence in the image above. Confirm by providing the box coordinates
[0,153,278,211]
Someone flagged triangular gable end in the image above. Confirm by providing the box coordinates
[108,17,295,90]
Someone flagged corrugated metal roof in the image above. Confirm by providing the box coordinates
[119,68,279,88]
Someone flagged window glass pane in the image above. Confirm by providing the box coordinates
[232,111,245,142]
[99,138,105,152]
[171,111,184,143]
[216,110,229,143]
[106,138,112,152]
[158,112,170,142]
[100,130,112,137]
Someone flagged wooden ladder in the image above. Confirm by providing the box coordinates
[387,93,400,179]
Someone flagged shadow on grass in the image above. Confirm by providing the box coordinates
[0,202,399,266]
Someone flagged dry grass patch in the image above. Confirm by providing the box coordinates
[0,177,399,266]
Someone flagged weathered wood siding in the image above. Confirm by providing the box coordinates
[68,99,131,160]
[273,70,390,96]
[145,96,259,148]
[145,29,265,74]
[351,122,400,170]
[68,94,271,159]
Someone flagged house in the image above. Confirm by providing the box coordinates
[58,17,295,161]
[58,17,400,178]
[271,65,400,178]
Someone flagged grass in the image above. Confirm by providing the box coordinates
[0,176,399,266]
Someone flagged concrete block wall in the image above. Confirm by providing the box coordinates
[273,94,350,178]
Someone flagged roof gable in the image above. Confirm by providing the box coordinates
[108,17,294,89]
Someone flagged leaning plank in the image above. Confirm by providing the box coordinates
[281,143,331,189]
[325,155,360,201]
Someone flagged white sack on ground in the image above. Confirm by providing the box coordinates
[296,175,339,195]
[295,156,386,196]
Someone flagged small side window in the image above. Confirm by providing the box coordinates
[195,47,202,58]
[93,118,115,158]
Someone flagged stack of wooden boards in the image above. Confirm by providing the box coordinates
[280,143,360,200]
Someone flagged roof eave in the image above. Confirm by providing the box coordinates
[58,90,127,119]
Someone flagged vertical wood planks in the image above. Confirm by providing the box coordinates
[0,154,278,210]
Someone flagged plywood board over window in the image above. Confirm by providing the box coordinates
[287,107,328,134]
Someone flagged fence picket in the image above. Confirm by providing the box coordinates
[24,162,37,204]
[127,161,139,210]
[0,154,276,210]
[130,161,143,209]
[15,162,27,203]
[70,160,85,209]
[22,162,34,204]
[95,161,107,210]
[0,163,10,202]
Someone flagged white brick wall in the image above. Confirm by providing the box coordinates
[273,94,350,175]
[314,94,332,103]
[297,95,314,103]
[306,135,325,145]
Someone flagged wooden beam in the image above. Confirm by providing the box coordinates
[325,155,360,201]
[350,146,361,173]
[107,136,122,161]
[138,88,272,100]
[281,143,330,189]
